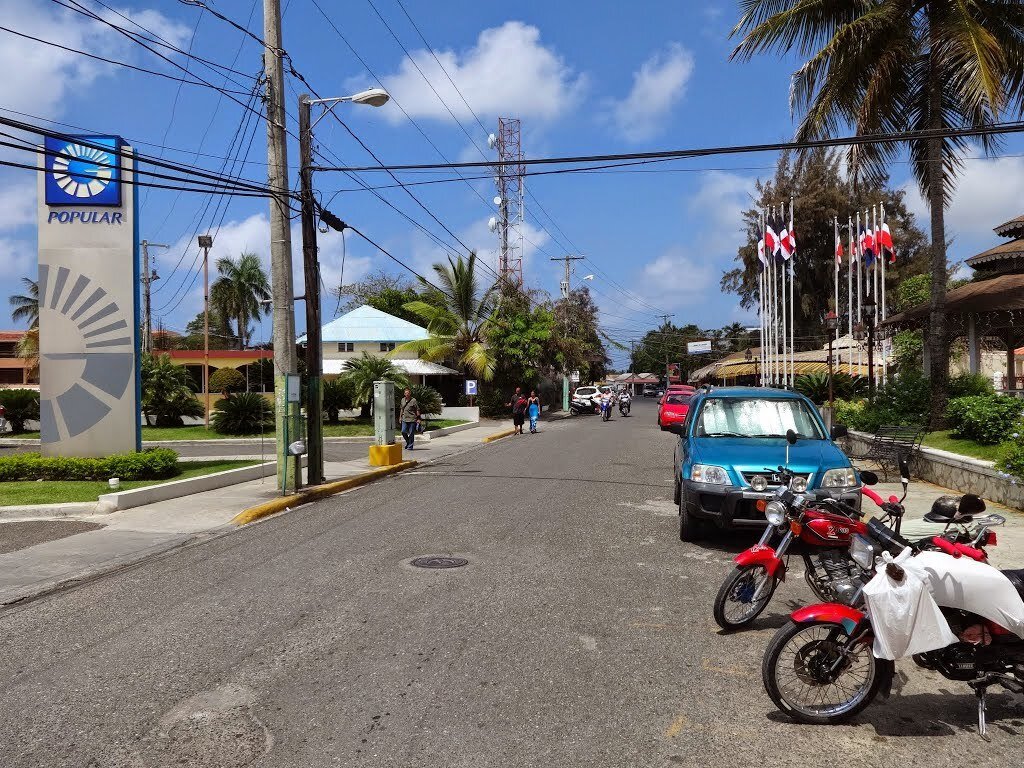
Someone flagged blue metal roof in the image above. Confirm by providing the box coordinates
[297,304,429,344]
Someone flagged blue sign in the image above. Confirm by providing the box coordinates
[465,379,478,396]
[44,136,123,207]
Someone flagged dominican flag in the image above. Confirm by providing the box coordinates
[757,236,767,269]
[859,226,875,266]
[781,212,796,260]
[835,230,844,264]
[765,217,778,260]
[773,213,786,261]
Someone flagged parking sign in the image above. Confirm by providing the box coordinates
[465,380,478,396]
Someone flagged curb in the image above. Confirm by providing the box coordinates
[482,428,516,443]
[231,460,417,526]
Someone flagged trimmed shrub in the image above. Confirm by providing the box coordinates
[0,448,180,481]
[212,392,273,435]
[477,388,510,419]
[209,367,246,395]
[321,377,355,424]
[0,388,40,433]
[141,353,203,426]
[832,399,869,430]
[946,395,1024,445]
[997,430,1024,482]
[949,372,995,399]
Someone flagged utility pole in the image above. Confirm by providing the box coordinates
[198,235,213,429]
[264,0,299,492]
[551,254,584,410]
[660,313,675,385]
[298,94,324,485]
[140,240,167,354]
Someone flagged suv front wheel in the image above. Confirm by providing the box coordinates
[678,486,702,542]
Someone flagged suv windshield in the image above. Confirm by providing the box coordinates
[695,397,824,439]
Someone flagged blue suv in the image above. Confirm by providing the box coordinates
[669,387,860,541]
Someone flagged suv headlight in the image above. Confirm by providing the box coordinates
[821,467,857,489]
[850,534,876,570]
[691,464,729,485]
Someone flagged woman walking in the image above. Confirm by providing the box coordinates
[527,391,540,434]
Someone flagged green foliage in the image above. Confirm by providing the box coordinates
[409,384,443,416]
[210,252,271,348]
[949,372,995,399]
[487,288,554,389]
[141,353,204,426]
[180,306,236,350]
[0,388,40,433]
[893,274,931,312]
[321,377,355,423]
[211,392,273,435]
[946,395,1024,445]
[341,353,410,411]
[209,367,246,395]
[332,270,431,325]
[0,448,179,481]
[551,287,609,383]
[398,252,498,380]
[830,370,931,432]
[831,399,868,430]
[8,277,39,328]
[477,388,511,419]
[997,432,1024,482]
[795,372,860,404]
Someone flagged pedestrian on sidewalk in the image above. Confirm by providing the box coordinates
[400,388,420,450]
[527,390,540,434]
[508,386,525,435]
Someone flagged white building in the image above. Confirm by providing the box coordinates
[299,304,459,386]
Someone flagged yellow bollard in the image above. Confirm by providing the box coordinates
[368,443,403,467]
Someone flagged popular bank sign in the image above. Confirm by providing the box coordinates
[37,136,140,457]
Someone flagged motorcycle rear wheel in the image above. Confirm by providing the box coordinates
[763,619,893,725]
[713,565,777,630]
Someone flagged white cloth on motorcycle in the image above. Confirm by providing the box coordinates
[913,552,1024,639]
[863,549,958,661]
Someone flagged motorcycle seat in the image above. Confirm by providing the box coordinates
[1002,570,1024,601]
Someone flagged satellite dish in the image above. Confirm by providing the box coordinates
[487,216,498,232]
[487,133,497,149]
[493,196,502,206]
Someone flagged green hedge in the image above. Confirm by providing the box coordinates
[946,395,1024,445]
[0,448,180,482]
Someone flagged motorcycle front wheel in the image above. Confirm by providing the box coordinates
[763,619,893,725]
[713,565,777,630]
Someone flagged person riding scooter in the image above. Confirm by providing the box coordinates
[618,389,631,416]
[600,389,614,421]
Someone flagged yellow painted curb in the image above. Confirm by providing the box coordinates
[231,460,417,526]
[482,428,516,443]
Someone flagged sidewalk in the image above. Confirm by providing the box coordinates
[0,421,511,606]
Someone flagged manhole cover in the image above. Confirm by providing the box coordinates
[411,556,468,569]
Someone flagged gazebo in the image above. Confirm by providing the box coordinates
[881,215,1024,393]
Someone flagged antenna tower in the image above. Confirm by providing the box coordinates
[495,117,524,287]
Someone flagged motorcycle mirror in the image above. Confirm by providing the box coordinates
[859,470,879,486]
[830,424,848,440]
[898,457,910,485]
[958,493,986,517]
[786,429,798,445]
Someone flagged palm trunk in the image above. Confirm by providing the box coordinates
[925,11,949,431]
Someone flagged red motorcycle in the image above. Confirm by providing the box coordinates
[713,457,998,630]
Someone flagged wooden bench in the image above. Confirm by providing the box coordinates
[850,425,924,478]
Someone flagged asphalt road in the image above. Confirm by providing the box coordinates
[1,399,1021,767]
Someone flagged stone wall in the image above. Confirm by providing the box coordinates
[847,431,1024,511]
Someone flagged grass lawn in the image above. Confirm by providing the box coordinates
[923,431,1010,463]
[4,431,40,440]
[0,460,257,506]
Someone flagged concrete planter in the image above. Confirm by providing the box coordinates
[847,430,1024,511]
[440,406,480,421]
[419,420,478,441]
[96,461,279,513]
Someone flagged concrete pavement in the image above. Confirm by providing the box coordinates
[0,400,1022,766]
[0,421,507,606]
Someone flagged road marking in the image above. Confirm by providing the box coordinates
[664,714,689,738]
[618,499,676,516]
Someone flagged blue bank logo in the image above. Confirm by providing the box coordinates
[44,136,122,207]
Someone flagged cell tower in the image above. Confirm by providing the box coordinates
[493,117,525,287]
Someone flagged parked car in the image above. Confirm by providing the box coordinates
[668,387,858,541]
[573,386,601,405]
[643,384,658,398]
[658,392,691,431]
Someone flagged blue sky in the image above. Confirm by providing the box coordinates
[3,0,1024,369]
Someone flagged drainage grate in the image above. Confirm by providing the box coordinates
[411,556,468,569]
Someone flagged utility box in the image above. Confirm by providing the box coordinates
[373,380,396,446]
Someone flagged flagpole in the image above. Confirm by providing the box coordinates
[873,205,879,328]
[789,196,795,389]
[848,215,854,378]
[856,210,863,375]
[769,205,776,386]
[834,216,840,369]
[778,203,785,387]
[765,207,772,385]
[759,210,766,386]
[880,202,888,387]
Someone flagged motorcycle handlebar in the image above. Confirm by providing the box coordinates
[860,486,885,507]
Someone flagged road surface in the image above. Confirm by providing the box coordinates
[1,399,1021,767]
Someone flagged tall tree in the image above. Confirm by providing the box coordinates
[399,252,499,380]
[332,269,426,324]
[550,287,610,383]
[721,150,928,348]
[8,277,39,328]
[180,307,236,350]
[210,252,271,349]
[731,1,1024,428]
[487,287,555,388]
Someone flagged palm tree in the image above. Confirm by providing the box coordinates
[341,352,410,417]
[210,252,271,349]
[398,252,499,380]
[9,277,39,328]
[731,1,1024,428]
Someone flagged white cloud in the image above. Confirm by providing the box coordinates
[372,22,586,124]
[902,151,1024,245]
[609,43,694,142]
[0,173,36,234]
[634,245,715,307]
[0,0,190,116]
[687,170,754,241]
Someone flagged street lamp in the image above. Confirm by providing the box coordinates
[824,311,839,412]
[862,299,876,401]
[298,88,390,486]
